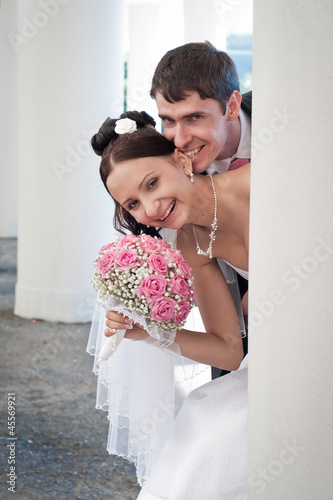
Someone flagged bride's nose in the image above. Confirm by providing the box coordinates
[144,198,160,218]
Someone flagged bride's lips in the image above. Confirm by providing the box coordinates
[157,201,176,222]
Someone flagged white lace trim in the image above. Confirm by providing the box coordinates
[87,302,211,486]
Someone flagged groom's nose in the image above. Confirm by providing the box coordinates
[174,124,193,149]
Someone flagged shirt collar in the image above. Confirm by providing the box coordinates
[206,108,252,175]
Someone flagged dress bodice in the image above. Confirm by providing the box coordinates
[223,260,248,281]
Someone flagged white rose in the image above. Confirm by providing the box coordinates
[115,118,137,135]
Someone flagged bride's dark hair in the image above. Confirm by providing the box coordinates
[91,111,176,237]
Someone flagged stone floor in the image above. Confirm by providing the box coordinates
[0,238,141,500]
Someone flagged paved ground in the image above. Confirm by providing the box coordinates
[0,238,141,500]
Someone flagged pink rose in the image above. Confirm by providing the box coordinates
[99,242,115,254]
[114,248,138,270]
[173,300,190,324]
[177,258,192,279]
[158,239,169,250]
[119,235,137,247]
[150,297,177,322]
[147,254,168,275]
[163,247,182,264]
[97,251,115,278]
[139,235,162,254]
[171,275,189,298]
[137,275,167,303]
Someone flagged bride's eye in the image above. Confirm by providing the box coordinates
[148,178,157,190]
[128,200,138,210]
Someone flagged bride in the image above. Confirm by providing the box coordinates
[88,110,249,499]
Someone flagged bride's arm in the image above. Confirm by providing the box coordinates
[174,257,243,371]
[105,256,244,372]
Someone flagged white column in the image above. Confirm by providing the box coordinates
[248,1,333,498]
[0,0,18,237]
[14,0,123,322]
[125,0,184,125]
[183,0,225,47]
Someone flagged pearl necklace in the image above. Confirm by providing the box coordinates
[192,175,218,259]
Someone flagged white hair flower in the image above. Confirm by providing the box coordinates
[115,118,137,135]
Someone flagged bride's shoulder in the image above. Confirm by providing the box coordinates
[237,163,250,196]
[215,164,250,198]
[216,162,250,182]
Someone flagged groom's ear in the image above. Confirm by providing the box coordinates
[227,90,242,121]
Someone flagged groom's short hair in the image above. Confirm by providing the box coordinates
[150,41,240,115]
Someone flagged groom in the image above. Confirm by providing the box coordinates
[150,41,252,377]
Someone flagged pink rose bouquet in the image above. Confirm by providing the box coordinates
[91,234,195,365]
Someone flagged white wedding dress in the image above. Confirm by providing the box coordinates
[137,357,248,500]
[87,228,248,498]
[137,265,249,500]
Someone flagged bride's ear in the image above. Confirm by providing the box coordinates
[174,148,193,177]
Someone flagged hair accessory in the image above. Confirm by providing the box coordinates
[115,118,137,135]
[187,169,194,183]
[192,175,218,259]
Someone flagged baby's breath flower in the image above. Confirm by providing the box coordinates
[91,234,195,331]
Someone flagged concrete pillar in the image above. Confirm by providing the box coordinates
[0,0,18,237]
[248,1,333,498]
[13,0,123,322]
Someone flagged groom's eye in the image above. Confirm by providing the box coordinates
[162,117,174,126]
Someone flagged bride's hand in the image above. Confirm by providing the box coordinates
[105,310,149,340]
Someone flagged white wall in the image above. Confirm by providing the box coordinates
[248,0,333,498]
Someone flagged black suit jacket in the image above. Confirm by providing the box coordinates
[241,90,252,118]
[211,90,252,379]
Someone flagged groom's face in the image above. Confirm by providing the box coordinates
[156,90,233,174]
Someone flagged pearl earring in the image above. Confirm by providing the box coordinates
[187,169,194,183]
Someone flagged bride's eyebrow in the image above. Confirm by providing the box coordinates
[121,170,157,206]
[139,170,157,190]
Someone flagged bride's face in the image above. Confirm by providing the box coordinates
[106,153,193,229]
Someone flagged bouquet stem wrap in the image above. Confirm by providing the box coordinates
[96,327,126,369]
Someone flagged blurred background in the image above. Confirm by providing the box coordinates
[2,3,333,499]
[0,0,253,324]
[0,3,252,497]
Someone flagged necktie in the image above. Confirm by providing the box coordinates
[229,157,250,171]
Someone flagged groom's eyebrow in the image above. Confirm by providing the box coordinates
[159,111,204,121]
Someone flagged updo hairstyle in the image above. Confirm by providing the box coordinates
[91,111,176,236]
